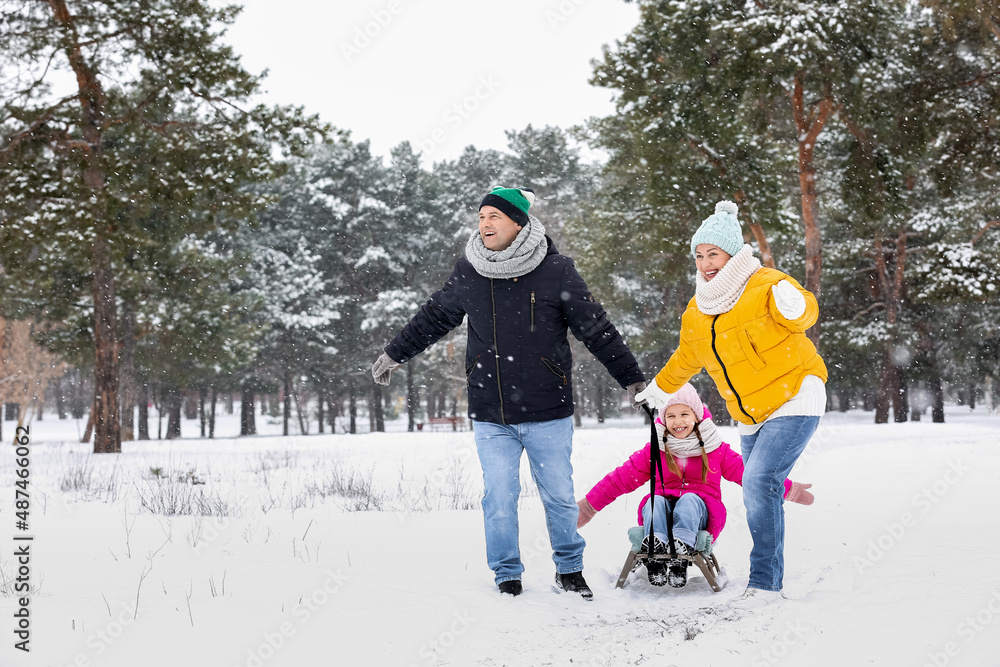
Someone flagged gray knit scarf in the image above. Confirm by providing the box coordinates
[465,215,548,279]
[655,417,724,457]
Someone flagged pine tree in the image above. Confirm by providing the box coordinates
[0,0,326,451]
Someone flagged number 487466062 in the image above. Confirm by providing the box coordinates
[14,426,30,531]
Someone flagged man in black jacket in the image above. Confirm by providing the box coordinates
[372,186,646,599]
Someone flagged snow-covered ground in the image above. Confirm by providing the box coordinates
[1,405,998,667]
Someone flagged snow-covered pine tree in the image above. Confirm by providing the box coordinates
[0,0,327,452]
[821,0,1000,422]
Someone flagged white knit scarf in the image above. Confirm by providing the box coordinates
[655,417,724,457]
[465,215,548,279]
[695,244,762,315]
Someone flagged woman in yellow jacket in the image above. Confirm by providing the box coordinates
[636,201,827,609]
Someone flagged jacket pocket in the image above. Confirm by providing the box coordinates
[738,330,766,372]
[466,354,482,385]
[540,357,568,385]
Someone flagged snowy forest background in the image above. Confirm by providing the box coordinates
[1,0,1000,454]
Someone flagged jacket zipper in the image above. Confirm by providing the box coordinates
[490,279,505,424]
[540,357,568,385]
[530,291,535,332]
[710,315,756,424]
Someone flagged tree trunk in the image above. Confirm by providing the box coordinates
[893,365,908,423]
[931,375,945,423]
[437,389,447,418]
[166,389,182,439]
[48,0,120,454]
[317,390,325,434]
[572,384,582,427]
[734,191,777,270]
[371,385,385,432]
[426,391,436,423]
[70,370,86,419]
[837,387,851,412]
[183,391,197,420]
[138,380,149,440]
[348,381,357,434]
[209,386,217,439]
[406,364,417,432]
[328,396,340,434]
[293,381,308,435]
[875,341,895,425]
[153,386,163,439]
[119,301,137,442]
[986,375,995,416]
[240,388,256,436]
[81,394,96,443]
[91,236,121,453]
[199,387,207,437]
[283,375,291,436]
[872,232,909,424]
[791,77,833,346]
[596,382,606,424]
[55,377,67,419]
[910,381,922,422]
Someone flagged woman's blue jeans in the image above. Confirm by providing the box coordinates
[740,415,820,592]
[641,493,708,549]
[473,417,585,584]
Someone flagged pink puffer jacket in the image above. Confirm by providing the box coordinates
[584,434,792,540]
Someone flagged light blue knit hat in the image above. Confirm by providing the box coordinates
[690,201,743,257]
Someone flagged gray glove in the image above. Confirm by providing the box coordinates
[372,352,401,386]
[626,381,647,410]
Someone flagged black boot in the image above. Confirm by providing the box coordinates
[667,539,691,588]
[646,560,669,587]
[555,572,593,600]
[498,580,522,596]
[667,561,689,588]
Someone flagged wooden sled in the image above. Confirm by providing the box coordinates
[615,529,727,592]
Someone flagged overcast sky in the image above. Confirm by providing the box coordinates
[220,0,640,165]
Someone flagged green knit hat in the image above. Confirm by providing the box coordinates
[480,186,535,227]
[690,200,744,257]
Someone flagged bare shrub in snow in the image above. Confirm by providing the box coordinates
[59,456,125,502]
[302,463,384,511]
[134,480,240,517]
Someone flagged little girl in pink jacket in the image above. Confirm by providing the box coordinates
[577,383,813,586]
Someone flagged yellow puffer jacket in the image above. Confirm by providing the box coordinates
[654,268,827,425]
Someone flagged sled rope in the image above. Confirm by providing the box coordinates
[642,404,677,562]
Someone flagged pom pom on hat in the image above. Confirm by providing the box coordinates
[659,383,704,422]
[715,200,738,216]
[690,200,744,257]
[480,186,534,227]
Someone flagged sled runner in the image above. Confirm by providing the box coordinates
[614,527,727,591]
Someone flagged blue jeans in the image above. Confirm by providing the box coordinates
[641,493,708,549]
[473,417,585,584]
[740,415,820,591]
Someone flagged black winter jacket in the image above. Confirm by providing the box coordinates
[384,238,645,425]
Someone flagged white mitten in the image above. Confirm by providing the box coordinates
[633,382,672,410]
